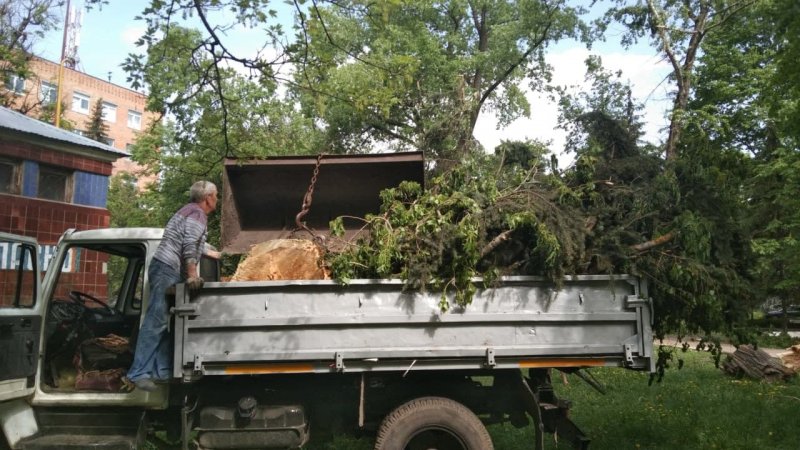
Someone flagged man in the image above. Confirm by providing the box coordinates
[127,180,219,392]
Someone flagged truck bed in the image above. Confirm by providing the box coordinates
[173,275,654,380]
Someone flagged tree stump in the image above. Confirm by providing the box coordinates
[231,239,330,281]
[721,345,795,382]
[779,345,800,373]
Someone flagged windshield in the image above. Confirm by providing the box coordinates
[49,243,146,309]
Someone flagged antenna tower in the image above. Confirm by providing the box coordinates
[64,3,83,69]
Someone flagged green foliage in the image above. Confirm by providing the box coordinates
[120,23,324,248]
[84,98,109,142]
[37,99,74,130]
[295,0,584,161]
[106,173,160,228]
[86,0,800,344]
[0,0,60,108]
[302,351,800,449]
[328,153,587,310]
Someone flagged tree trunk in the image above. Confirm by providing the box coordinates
[721,344,795,382]
[231,239,330,281]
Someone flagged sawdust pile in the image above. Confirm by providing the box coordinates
[231,239,330,281]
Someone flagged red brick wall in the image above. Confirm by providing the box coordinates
[0,194,110,245]
[0,138,112,176]
[51,249,110,301]
[1,138,116,307]
[0,199,112,306]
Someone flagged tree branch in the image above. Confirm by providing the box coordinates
[630,231,676,253]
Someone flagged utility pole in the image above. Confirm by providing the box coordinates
[55,0,72,128]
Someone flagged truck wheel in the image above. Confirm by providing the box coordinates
[374,396,493,450]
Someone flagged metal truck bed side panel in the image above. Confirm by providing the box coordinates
[173,276,653,379]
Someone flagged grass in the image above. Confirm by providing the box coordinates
[505,350,800,449]
[304,350,800,450]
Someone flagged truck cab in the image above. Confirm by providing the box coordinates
[0,228,168,448]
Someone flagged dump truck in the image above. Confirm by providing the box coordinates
[0,152,654,450]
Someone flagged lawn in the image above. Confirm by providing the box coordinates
[306,350,800,450]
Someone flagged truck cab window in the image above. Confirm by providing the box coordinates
[0,239,37,308]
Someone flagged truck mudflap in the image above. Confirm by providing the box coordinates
[173,275,655,381]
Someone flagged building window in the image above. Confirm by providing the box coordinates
[102,137,115,147]
[72,92,90,114]
[38,166,73,202]
[0,159,21,194]
[40,82,57,105]
[127,110,142,130]
[4,74,25,94]
[102,102,117,123]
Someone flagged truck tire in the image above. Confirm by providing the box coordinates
[374,396,493,450]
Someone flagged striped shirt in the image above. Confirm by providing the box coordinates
[153,202,207,279]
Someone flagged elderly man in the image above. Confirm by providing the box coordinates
[127,180,219,391]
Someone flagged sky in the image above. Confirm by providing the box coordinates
[34,1,672,162]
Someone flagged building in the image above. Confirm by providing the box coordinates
[0,106,127,269]
[3,57,158,189]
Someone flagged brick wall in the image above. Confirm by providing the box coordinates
[3,57,159,189]
[8,58,158,153]
[0,195,110,245]
[1,139,112,176]
[0,197,111,307]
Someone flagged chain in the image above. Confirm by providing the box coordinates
[294,153,324,237]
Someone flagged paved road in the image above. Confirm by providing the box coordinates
[656,337,790,358]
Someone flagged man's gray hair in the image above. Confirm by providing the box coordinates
[190,180,217,203]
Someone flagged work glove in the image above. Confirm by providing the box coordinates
[186,276,205,296]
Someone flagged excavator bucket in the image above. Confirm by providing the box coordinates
[221,152,425,254]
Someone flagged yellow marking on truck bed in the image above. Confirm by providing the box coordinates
[224,363,315,374]
[518,358,607,368]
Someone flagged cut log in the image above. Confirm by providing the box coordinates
[231,239,330,281]
[721,345,795,382]
[779,344,800,373]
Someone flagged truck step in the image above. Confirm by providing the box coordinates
[17,433,137,450]
[14,408,145,449]
[34,407,144,434]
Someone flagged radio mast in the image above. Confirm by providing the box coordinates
[64,3,83,69]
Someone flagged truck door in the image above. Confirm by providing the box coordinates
[0,233,43,402]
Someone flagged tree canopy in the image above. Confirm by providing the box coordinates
[40,0,798,341]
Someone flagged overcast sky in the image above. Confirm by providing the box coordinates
[34,1,672,161]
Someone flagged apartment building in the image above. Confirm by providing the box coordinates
[3,57,158,188]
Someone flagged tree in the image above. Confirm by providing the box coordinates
[684,0,800,332]
[84,97,109,142]
[294,0,584,164]
[119,1,584,163]
[599,0,757,161]
[106,173,159,228]
[122,25,323,246]
[0,0,63,109]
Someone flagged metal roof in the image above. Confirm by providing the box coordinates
[63,227,164,242]
[0,105,129,157]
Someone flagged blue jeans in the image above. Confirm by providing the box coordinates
[127,259,182,382]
